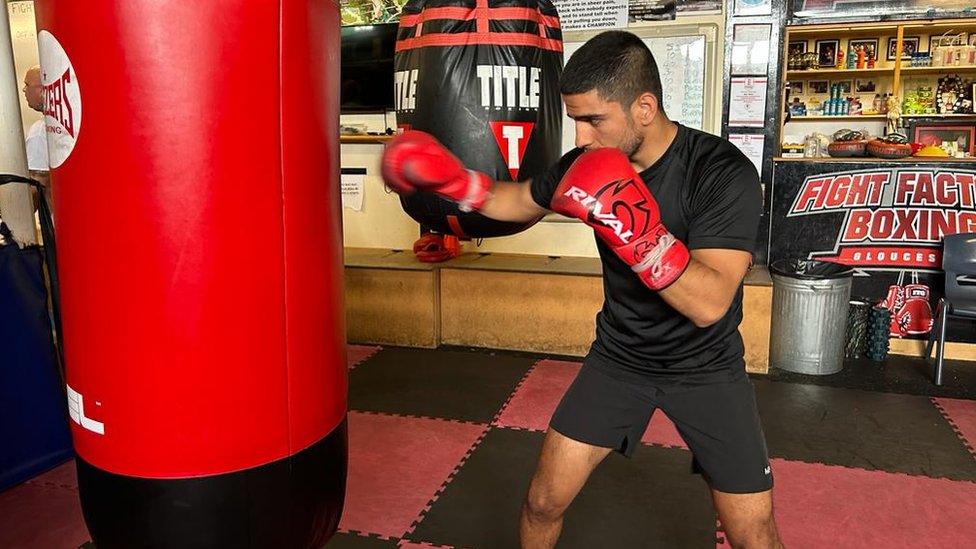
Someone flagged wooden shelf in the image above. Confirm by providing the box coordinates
[780,18,976,169]
[900,20,976,34]
[788,114,976,121]
[774,156,976,162]
[787,68,892,78]
[899,65,976,75]
[788,115,887,121]
[340,135,392,144]
[787,19,976,37]
[787,23,899,37]
[901,113,976,118]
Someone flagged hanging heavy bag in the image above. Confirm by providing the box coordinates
[394,0,563,238]
[32,2,348,546]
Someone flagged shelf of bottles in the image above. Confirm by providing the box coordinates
[784,21,976,121]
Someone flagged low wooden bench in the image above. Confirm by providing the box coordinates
[344,248,775,373]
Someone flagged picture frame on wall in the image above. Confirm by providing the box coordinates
[788,41,807,56]
[833,80,853,94]
[816,39,839,68]
[887,36,920,60]
[849,38,879,62]
[931,33,968,49]
[909,120,976,155]
[790,81,804,94]
[731,24,772,75]
[810,80,829,94]
[855,79,876,93]
[733,0,772,16]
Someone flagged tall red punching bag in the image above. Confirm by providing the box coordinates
[34,2,347,547]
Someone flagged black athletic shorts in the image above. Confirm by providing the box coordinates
[549,362,773,494]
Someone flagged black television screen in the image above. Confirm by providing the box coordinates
[340,23,397,113]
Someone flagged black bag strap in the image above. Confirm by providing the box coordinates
[0,217,14,242]
[0,174,63,376]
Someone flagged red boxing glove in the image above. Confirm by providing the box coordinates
[898,283,934,335]
[881,284,907,336]
[412,233,460,263]
[550,148,690,290]
[381,130,491,212]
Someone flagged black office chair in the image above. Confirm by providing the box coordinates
[926,232,976,385]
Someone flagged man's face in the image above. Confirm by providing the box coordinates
[563,90,642,157]
[23,68,43,112]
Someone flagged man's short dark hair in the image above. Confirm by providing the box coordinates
[560,31,665,115]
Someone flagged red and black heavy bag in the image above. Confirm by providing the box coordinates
[394,0,563,238]
[34,1,347,547]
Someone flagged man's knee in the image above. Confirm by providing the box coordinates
[723,513,779,548]
[523,484,571,523]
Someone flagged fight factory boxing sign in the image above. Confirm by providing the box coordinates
[773,163,976,273]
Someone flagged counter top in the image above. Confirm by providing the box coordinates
[774,156,976,163]
[344,247,772,286]
[340,135,392,144]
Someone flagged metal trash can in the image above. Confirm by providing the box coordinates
[769,259,854,375]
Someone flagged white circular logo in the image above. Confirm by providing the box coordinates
[37,30,81,169]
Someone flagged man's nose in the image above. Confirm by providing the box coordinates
[574,125,592,149]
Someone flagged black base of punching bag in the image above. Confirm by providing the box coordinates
[77,418,347,549]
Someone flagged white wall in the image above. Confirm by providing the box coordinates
[340,12,728,258]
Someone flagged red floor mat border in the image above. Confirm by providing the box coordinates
[337,528,398,542]
[398,540,462,548]
[932,397,976,461]
[762,453,976,485]
[352,409,488,429]
[489,359,543,431]
[347,344,383,370]
[24,478,78,493]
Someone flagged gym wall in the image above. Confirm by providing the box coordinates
[339,12,728,258]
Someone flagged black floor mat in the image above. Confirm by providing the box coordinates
[753,380,976,480]
[349,347,537,423]
[407,428,718,548]
[762,354,976,400]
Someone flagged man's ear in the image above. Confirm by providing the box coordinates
[634,92,659,125]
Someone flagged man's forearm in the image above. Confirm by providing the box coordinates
[478,180,548,223]
[658,253,749,328]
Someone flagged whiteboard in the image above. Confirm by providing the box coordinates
[560,34,706,153]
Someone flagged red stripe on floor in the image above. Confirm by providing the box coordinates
[398,541,455,548]
[347,344,382,370]
[340,411,487,538]
[494,359,579,431]
[0,479,88,549]
[766,459,976,548]
[24,461,77,490]
[494,359,688,449]
[933,397,976,458]
[641,413,687,449]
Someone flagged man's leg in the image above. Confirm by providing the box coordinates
[659,374,779,548]
[712,489,783,549]
[520,428,611,549]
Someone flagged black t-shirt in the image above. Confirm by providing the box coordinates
[530,124,763,384]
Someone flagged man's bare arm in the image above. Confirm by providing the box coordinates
[658,248,752,328]
[478,180,549,223]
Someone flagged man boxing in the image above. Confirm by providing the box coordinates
[381,30,780,549]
